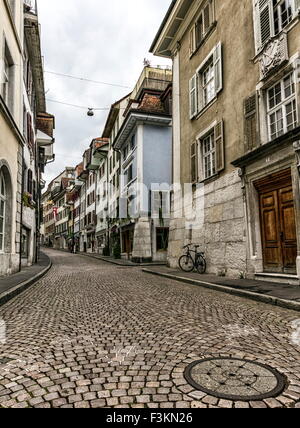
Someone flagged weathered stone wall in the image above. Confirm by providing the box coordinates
[168,170,246,278]
[132,218,152,263]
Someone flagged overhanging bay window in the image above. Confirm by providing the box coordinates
[267,72,297,140]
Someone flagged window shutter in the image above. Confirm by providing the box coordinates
[203,4,210,33]
[189,26,196,56]
[191,141,198,183]
[244,95,258,152]
[213,42,223,94]
[189,74,198,118]
[215,121,225,172]
[295,0,300,12]
[258,0,272,48]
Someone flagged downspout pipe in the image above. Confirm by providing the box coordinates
[19,146,24,272]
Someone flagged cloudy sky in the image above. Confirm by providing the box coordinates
[37,0,172,185]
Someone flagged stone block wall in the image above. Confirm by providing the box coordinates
[168,170,247,278]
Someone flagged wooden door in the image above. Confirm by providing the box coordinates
[258,173,297,274]
[260,191,282,272]
[278,186,297,272]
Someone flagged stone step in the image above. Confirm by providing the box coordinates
[255,273,300,286]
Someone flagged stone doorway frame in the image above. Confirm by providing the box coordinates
[242,155,300,283]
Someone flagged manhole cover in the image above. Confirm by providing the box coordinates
[184,358,287,401]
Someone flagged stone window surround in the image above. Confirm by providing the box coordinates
[267,72,297,140]
[254,0,300,54]
[256,56,299,146]
[0,160,13,255]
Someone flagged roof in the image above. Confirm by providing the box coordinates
[137,93,166,114]
[91,137,109,149]
[150,0,193,57]
[102,93,132,138]
[149,0,177,53]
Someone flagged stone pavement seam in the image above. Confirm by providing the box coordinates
[0,253,52,307]
[142,269,300,313]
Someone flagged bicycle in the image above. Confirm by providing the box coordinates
[178,244,206,274]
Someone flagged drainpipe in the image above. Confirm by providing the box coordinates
[19,146,24,272]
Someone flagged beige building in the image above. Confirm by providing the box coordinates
[0,0,25,275]
[151,0,300,284]
[0,0,54,276]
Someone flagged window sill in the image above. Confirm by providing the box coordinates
[198,172,220,185]
[190,21,218,60]
[192,96,218,121]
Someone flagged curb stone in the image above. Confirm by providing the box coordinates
[0,254,52,307]
[142,269,300,313]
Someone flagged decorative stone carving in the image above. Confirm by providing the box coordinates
[259,34,288,79]
[294,141,300,175]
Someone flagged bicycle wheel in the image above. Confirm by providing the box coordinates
[179,255,195,272]
[196,255,206,274]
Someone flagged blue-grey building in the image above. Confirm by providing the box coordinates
[114,85,173,263]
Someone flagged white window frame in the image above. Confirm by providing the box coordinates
[273,0,294,35]
[254,0,299,52]
[267,72,298,141]
[0,171,6,253]
[202,131,217,180]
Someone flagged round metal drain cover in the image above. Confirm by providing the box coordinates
[184,358,287,401]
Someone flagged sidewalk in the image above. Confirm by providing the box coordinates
[142,266,300,312]
[0,252,52,306]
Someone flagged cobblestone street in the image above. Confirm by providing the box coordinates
[0,249,300,408]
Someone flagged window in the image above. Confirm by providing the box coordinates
[130,134,136,151]
[267,72,297,140]
[255,0,298,51]
[202,58,215,106]
[156,228,169,252]
[189,43,222,118]
[27,169,33,195]
[190,0,215,56]
[127,164,133,184]
[123,145,128,161]
[0,172,6,252]
[151,191,170,219]
[273,0,293,34]
[203,132,216,179]
[194,121,225,182]
[1,44,14,111]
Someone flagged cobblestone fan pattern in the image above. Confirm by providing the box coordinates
[0,249,300,408]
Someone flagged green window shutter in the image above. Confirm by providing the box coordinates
[213,42,223,94]
[215,121,225,172]
[189,74,198,118]
[191,141,198,183]
[244,94,258,152]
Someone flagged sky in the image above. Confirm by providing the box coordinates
[37,0,172,185]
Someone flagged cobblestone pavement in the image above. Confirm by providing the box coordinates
[0,249,300,408]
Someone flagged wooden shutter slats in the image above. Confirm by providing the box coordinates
[215,121,225,172]
[191,141,198,183]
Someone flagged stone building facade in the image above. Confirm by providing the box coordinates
[151,0,300,283]
[0,0,54,276]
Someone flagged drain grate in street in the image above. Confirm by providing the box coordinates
[184,357,287,401]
